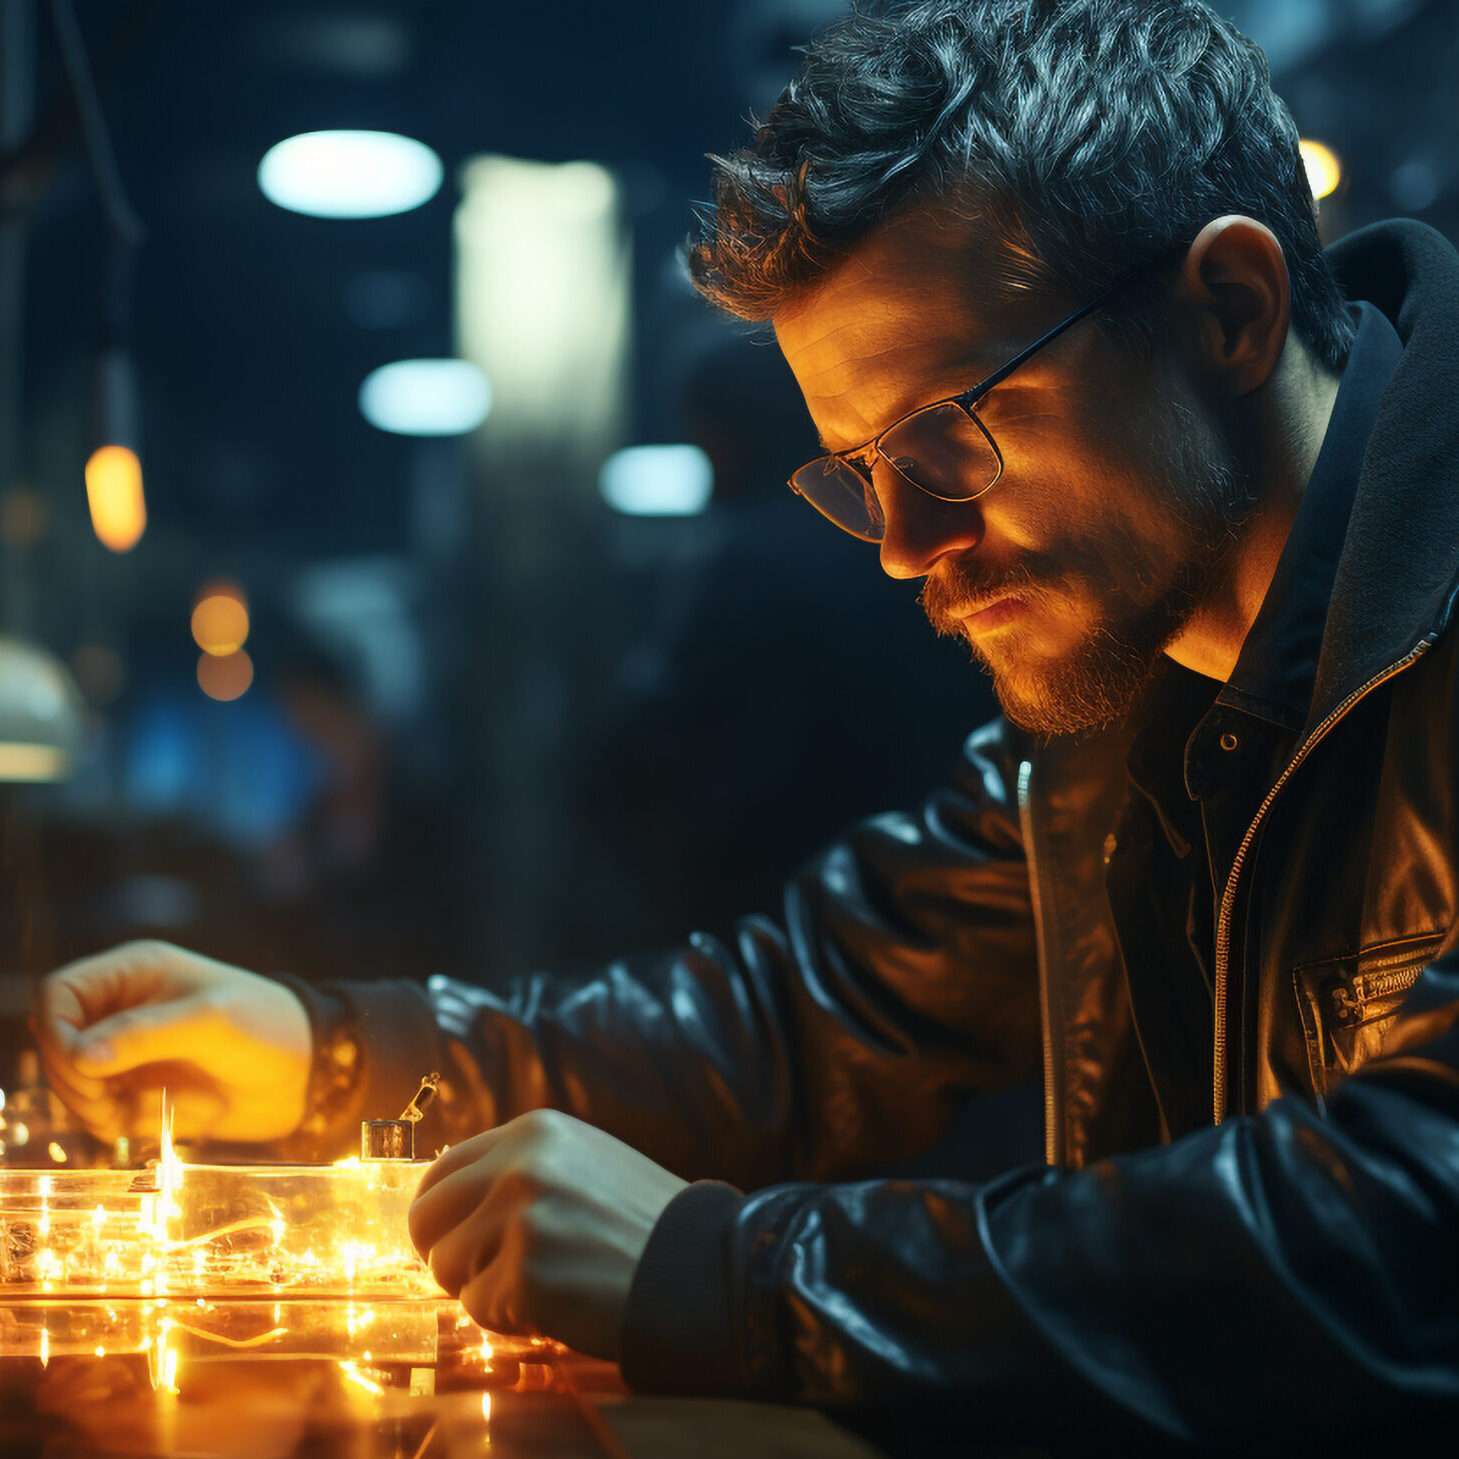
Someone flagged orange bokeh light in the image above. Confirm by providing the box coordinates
[191,588,250,657]
[197,649,253,702]
[84,445,147,553]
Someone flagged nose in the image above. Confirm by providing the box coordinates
[875,463,985,579]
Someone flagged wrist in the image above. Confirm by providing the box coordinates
[267,974,364,1154]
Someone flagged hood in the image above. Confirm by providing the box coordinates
[1311,218,1459,731]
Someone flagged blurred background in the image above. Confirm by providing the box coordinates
[0,0,1455,1150]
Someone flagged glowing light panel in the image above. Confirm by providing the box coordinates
[599,444,713,516]
[0,744,69,781]
[258,130,443,219]
[358,359,491,436]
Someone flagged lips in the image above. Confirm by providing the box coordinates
[955,596,1005,618]
[958,595,1027,631]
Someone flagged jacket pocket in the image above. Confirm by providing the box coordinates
[1294,931,1446,1100]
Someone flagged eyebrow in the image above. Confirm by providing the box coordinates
[813,353,1054,457]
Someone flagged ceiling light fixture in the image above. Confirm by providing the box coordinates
[258,130,443,219]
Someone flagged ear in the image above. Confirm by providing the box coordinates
[1174,215,1291,398]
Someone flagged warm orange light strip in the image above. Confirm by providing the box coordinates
[84,445,147,553]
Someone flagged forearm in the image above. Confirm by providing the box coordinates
[622,1065,1459,1447]
[280,722,1041,1181]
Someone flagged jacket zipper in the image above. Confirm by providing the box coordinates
[1017,759,1060,1165]
[1212,636,1437,1124]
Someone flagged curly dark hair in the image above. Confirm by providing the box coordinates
[689,0,1354,371]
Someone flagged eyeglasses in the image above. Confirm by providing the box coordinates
[787,265,1156,542]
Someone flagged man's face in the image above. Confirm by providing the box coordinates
[774,208,1254,736]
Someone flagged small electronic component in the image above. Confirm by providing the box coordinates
[360,1073,441,1162]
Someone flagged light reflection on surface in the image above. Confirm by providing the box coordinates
[2,1298,586,1459]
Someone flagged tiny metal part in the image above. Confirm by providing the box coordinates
[359,1074,440,1161]
[398,1074,441,1124]
[361,1120,414,1161]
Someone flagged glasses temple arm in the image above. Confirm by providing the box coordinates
[962,289,1118,401]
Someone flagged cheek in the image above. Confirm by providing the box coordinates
[991,409,1198,599]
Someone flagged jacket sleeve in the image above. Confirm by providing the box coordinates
[619,953,1459,1450]
[289,718,1042,1189]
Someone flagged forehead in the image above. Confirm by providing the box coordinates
[774,208,1051,447]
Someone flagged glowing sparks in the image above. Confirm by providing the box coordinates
[339,1359,385,1396]
[150,1329,182,1394]
[0,1101,439,1300]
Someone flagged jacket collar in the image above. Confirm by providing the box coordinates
[1307,219,1459,736]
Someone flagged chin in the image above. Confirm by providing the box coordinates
[981,626,1158,739]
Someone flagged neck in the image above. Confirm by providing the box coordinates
[1164,351,1343,683]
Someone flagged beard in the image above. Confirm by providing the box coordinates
[919,419,1254,739]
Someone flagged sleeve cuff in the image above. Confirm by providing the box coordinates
[338,978,444,1134]
[270,975,443,1161]
[619,1179,747,1394]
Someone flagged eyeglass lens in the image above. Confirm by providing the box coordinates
[880,403,1000,498]
[792,403,1001,540]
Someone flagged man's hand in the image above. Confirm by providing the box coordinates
[408,1109,688,1360]
[33,941,312,1145]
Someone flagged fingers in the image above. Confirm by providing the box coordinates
[33,1011,124,1138]
[412,1125,508,1203]
[409,1154,499,1258]
[69,994,215,1078]
[36,943,177,1046]
[36,1050,124,1140]
[458,1253,532,1338]
[427,1197,506,1299]
[32,1014,108,1103]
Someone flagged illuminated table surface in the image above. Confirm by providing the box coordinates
[0,1299,885,1458]
[0,1150,884,1457]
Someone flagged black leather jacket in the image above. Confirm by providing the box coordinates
[318,220,1459,1449]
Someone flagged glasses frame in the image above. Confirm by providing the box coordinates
[787,261,1161,541]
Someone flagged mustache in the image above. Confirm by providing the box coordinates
[918,558,1048,631]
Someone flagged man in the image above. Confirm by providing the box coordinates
[33,0,1459,1447]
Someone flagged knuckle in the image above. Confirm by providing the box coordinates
[520,1107,568,1142]
[122,938,172,964]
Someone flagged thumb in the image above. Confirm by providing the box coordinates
[73,995,214,1077]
